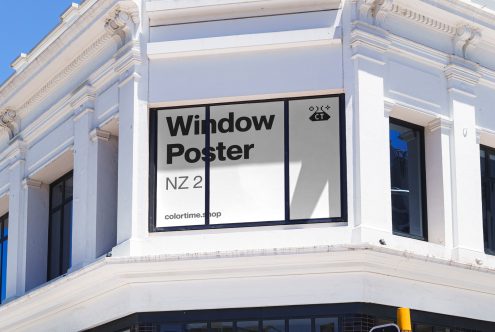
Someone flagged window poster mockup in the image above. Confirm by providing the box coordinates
[151,95,345,230]
[209,102,285,224]
[289,97,341,220]
[156,107,206,226]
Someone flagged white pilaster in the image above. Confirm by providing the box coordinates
[444,59,485,262]
[351,25,393,243]
[115,66,148,255]
[425,118,454,247]
[71,106,96,270]
[6,143,26,299]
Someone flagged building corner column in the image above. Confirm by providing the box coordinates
[350,23,393,244]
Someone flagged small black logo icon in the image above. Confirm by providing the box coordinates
[309,105,331,122]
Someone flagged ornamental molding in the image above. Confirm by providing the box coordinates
[389,4,455,34]
[428,117,453,133]
[454,25,482,58]
[0,0,141,116]
[105,2,140,47]
[357,0,456,34]
[90,129,112,142]
[444,58,481,87]
[18,33,113,115]
[0,0,113,104]
[0,109,18,140]
[22,178,43,189]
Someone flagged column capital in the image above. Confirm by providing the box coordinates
[428,117,453,134]
[22,178,42,189]
[89,129,112,142]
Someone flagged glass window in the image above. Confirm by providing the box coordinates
[211,322,234,332]
[262,320,285,332]
[389,119,427,240]
[288,319,311,332]
[237,321,259,332]
[185,323,208,332]
[48,171,73,280]
[0,214,7,303]
[153,95,345,230]
[315,318,337,332]
[481,146,495,254]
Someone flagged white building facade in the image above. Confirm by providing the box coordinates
[0,0,494,331]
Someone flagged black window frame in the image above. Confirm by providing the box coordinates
[149,94,347,232]
[0,213,7,303]
[480,144,495,255]
[47,170,73,281]
[389,118,428,241]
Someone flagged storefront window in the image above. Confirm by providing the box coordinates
[151,95,345,231]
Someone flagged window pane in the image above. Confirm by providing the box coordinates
[487,182,495,252]
[156,107,206,227]
[237,321,259,332]
[1,239,7,302]
[289,97,341,220]
[51,181,64,209]
[160,324,183,332]
[209,102,285,224]
[315,318,337,332]
[48,210,62,280]
[65,175,73,199]
[61,202,72,275]
[288,319,311,332]
[390,121,425,238]
[185,323,208,332]
[3,217,7,238]
[490,153,495,178]
[481,149,486,177]
[262,320,285,332]
[211,322,234,332]
[415,324,433,332]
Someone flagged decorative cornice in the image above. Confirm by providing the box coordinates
[357,0,456,34]
[0,0,112,103]
[390,3,455,34]
[18,33,112,115]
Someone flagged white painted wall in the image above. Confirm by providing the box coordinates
[0,0,494,330]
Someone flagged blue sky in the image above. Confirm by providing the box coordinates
[0,1,79,84]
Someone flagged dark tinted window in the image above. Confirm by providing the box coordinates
[481,146,495,254]
[390,119,427,240]
[48,171,73,280]
[0,214,7,303]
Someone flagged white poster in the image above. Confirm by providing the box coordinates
[209,102,285,224]
[156,107,206,227]
[289,97,341,220]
